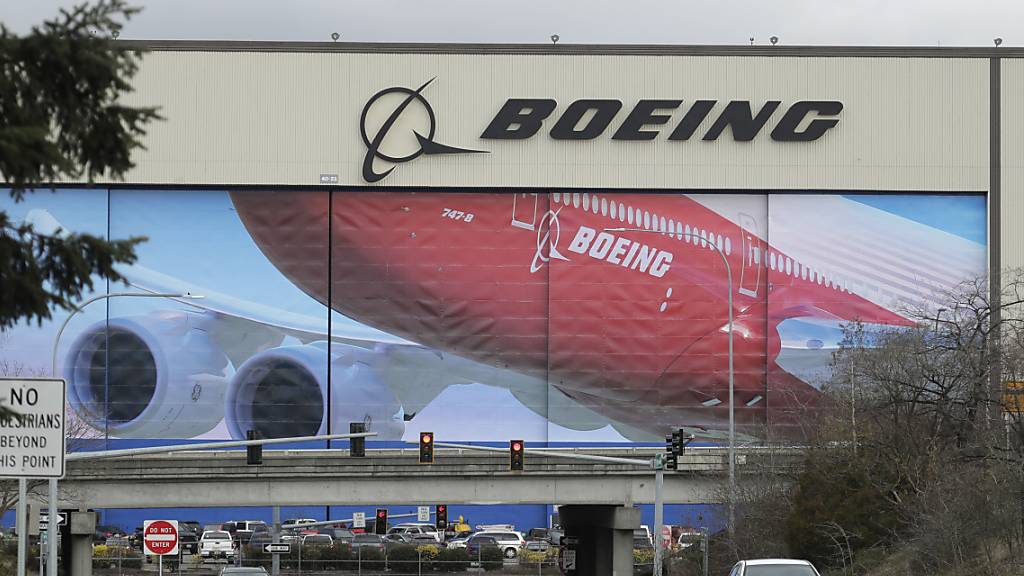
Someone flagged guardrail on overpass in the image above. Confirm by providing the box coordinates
[58,446,801,509]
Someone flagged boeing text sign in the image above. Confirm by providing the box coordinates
[0,379,66,478]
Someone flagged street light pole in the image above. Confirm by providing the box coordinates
[49,290,202,576]
[604,227,736,535]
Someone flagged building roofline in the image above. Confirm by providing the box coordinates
[120,40,1022,58]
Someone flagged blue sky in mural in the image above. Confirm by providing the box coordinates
[845,194,987,244]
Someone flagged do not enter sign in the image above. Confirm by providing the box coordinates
[144,520,179,556]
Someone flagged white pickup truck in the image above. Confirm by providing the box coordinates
[199,530,236,561]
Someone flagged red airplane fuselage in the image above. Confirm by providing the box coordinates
[230,190,910,437]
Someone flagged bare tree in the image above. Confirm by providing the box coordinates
[819,270,1024,572]
[0,337,103,518]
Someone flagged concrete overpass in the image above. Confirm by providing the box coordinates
[57,446,799,509]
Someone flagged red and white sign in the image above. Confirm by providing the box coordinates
[143,520,179,556]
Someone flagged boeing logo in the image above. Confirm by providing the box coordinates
[360,79,487,183]
[359,78,842,182]
[567,226,673,278]
[530,208,571,273]
[528,208,672,278]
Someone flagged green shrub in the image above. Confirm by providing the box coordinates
[633,547,655,564]
[436,547,471,572]
[359,547,385,571]
[481,546,504,571]
[521,549,548,564]
[319,544,352,571]
[386,544,420,575]
[243,546,273,570]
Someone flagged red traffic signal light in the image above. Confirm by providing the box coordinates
[510,439,524,471]
[374,508,388,535]
[436,505,448,529]
[419,432,435,464]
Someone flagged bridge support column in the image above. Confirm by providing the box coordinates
[558,505,639,576]
[69,511,96,576]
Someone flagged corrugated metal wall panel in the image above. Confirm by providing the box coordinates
[121,51,988,191]
[1002,59,1024,271]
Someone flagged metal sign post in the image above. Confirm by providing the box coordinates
[144,518,179,576]
[272,506,281,576]
[2,379,66,576]
[16,479,26,576]
[654,468,664,576]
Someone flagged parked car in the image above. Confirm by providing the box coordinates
[104,535,131,548]
[94,525,127,544]
[301,534,333,547]
[472,531,526,559]
[200,530,236,561]
[282,518,317,529]
[223,521,268,545]
[388,523,442,542]
[466,535,500,558]
[384,533,414,548]
[219,568,268,576]
[729,559,822,576]
[323,528,355,544]
[248,529,273,548]
[445,530,476,549]
[178,526,200,554]
[633,535,654,550]
[410,533,443,545]
[525,528,551,552]
[633,528,654,548]
[350,533,386,553]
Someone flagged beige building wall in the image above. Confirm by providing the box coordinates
[121,48,990,192]
[1002,59,1024,272]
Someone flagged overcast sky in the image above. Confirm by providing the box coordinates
[2,0,1023,47]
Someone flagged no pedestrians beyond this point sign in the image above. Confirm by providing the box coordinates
[264,543,291,554]
[0,379,66,479]
[144,520,179,556]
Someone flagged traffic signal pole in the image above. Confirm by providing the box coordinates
[429,441,651,466]
[272,506,281,576]
[655,468,664,576]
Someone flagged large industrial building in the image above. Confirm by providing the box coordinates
[4,42,1023,530]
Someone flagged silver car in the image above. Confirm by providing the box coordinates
[388,523,442,542]
[464,531,525,559]
[729,559,822,576]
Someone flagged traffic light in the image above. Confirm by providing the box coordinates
[350,422,365,457]
[665,428,692,471]
[246,429,262,465]
[436,505,448,530]
[419,432,434,464]
[664,434,676,470]
[510,439,524,471]
[374,508,388,535]
[665,429,685,470]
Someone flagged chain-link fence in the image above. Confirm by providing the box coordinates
[86,543,564,575]
[69,540,710,575]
